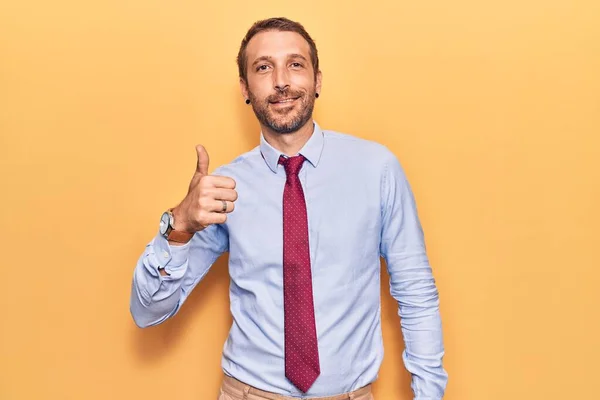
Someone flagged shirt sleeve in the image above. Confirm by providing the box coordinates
[379,151,449,400]
[129,222,228,328]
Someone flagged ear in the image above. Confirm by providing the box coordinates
[240,78,249,101]
[315,70,323,96]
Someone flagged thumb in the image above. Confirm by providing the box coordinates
[195,144,209,175]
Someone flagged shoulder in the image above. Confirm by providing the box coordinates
[322,128,400,167]
[210,146,262,177]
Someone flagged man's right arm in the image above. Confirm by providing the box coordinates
[130,144,236,328]
[129,222,228,328]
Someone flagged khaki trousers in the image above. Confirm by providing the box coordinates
[218,375,374,400]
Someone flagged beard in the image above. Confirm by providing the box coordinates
[247,85,316,134]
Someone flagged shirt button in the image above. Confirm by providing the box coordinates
[162,251,169,258]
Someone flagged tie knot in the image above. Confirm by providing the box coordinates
[279,155,306,176]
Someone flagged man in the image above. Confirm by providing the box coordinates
[130,17,448,400]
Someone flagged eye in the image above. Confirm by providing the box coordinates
[256,64,271,72]
[290,62,303,68]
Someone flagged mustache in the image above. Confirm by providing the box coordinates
[266,90,304,103]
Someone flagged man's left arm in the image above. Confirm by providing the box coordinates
[379,151,449,400]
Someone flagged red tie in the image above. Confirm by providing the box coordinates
[279,154,320,393]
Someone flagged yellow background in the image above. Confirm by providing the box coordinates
[1,0,599,399]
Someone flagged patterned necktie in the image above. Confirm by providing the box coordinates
[279,154,320,393]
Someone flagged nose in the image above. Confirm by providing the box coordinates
[273,66,290,92]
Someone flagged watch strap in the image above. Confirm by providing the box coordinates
[166,208,194,243]
[166,228,194,243]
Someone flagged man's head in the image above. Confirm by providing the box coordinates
[237,17,322,135]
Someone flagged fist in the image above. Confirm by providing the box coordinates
[172,144,237,233]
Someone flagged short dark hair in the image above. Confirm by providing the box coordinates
[237,17,319,82]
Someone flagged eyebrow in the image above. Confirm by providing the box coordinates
[251,53,309,67]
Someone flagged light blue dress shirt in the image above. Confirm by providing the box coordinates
[130,121,448,399]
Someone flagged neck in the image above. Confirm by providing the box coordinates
[261,119,314,157]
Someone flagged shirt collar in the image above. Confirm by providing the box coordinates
[259,120,324,173]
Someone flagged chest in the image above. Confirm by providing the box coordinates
[224,162,382,275]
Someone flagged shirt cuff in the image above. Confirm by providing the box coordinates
[152,231,192,275]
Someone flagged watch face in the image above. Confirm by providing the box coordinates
[159,212,170,235]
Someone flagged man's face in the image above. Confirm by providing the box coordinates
[241,30,322,134]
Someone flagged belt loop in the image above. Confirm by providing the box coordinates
[242,385,250,400]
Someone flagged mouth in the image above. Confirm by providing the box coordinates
[269,96,300,105]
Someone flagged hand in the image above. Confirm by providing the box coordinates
[171,145,237,233]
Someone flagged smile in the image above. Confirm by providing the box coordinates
[270,97,300,104]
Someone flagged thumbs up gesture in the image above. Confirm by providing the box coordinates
[171,145,237,233]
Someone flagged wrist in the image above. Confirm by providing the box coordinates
[170,206,192,233]
[159,208,194,244]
